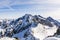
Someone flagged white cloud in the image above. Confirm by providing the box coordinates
[0,0,60,19]
[0,0,60,8]
[47,0,60,4]
[0,0,60,6]
[32,0,60,4]
[40,8,60,19]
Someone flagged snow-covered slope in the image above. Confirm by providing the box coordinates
[0,14,60,40]
[31,24,58,40]
[0,37,17,40]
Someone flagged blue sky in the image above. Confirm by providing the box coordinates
[0,0,60,19]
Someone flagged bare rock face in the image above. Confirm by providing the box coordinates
[0,14,60,40]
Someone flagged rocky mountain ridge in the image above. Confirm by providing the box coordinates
[0,14,60,40]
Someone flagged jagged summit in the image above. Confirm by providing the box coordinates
[46,16,54,22]
[0,14,60,40]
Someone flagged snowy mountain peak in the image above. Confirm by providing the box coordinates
[46,17,54,22]
[0,14,60,40]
